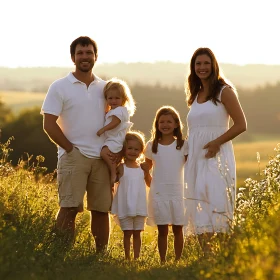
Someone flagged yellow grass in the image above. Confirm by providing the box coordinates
[0,91,45,113]
[235,140,279,186]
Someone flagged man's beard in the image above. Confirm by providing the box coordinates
[76,61,95,72]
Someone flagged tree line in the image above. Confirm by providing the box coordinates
[0,82,279,172]
[1,63,280,92]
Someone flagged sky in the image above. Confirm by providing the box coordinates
[1,0,279,67]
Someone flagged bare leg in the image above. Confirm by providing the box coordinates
[172,225,183,261]
[132,230,142,259]
[157,225,169,264]
[123,230,133,260]
[198,232,214,256]
[56,207,78,244]
[91,210,110,253]
[100,147,116,186]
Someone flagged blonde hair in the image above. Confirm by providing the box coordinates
[123,130,145,163]
[104,78,136,116]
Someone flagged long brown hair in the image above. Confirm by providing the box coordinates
[150,106,184,154]
[185,47,234,107]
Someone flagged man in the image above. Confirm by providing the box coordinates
[41,36,111,252]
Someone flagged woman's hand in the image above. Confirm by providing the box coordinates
[203,140,221,158]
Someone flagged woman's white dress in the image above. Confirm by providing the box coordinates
[103,106,132,153]
[111,164,148,220]
[184,86,236,234]
[145,140,188,226]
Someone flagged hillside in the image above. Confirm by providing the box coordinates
[1,62,280,92]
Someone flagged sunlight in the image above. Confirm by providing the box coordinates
[1,0,279,67]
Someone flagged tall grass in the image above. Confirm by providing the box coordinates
[1,141,280,279]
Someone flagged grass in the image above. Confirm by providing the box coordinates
[235,139,280,186]
[1,91,280,278]
[1,141,280,279]
[0,91,45,114]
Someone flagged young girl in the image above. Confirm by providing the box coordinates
[97,78,135,185]
[142,106,188,263]
[111,131,150,260]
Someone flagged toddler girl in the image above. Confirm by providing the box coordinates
[111,131,150,260]
[97,78,135,185]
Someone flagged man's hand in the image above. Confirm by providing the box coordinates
[108,150,123,164]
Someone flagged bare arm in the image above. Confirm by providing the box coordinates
[97,115,121,136]
[141,158,153,187]
[43,113,73,153]
[116,163,124,183]
[204,87,247,158]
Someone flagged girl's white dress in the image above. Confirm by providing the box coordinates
[184,86,236,234]
[145,140,188,226]
[103,106,132,153]
[111,164,148,220]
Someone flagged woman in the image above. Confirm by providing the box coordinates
[184,48,247,252]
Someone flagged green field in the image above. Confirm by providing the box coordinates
[1,136,280,279]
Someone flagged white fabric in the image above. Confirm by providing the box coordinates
[184,86,236,234]
[144,140,188,226]
[119,216,146,231]
[111,164,148,220]
[103,106,133,153]
[41,73,106,158]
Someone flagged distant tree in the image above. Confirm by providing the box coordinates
[1,107,57,172]
[239,82,280,135]
[1,81,280,173]
[0,99,14,140]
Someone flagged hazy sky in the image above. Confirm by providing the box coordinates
[2,0,279,67]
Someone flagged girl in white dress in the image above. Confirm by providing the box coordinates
[111,131,150,260]
[184,48,247,252]
[97,78,135,186]
[143,106,188,263]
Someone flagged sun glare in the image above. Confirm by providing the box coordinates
[1,0,279,67]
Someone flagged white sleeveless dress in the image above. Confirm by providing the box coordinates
[184,86,236,234]
[111,164,148,220]
[145,140,188,226]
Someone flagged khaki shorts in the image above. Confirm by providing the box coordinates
[57,147,111,212]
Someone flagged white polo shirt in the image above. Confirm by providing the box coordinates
[41,72,106,158]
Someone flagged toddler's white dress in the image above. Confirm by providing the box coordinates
[145,140,188,226]
[103,106,132,153]
[184,86,236,234]
[111,164,148,220]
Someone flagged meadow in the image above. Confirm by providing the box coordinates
[0,91,46,113]
[1,91,280,279]
[1,139,280,279]
[234,139,280,186]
